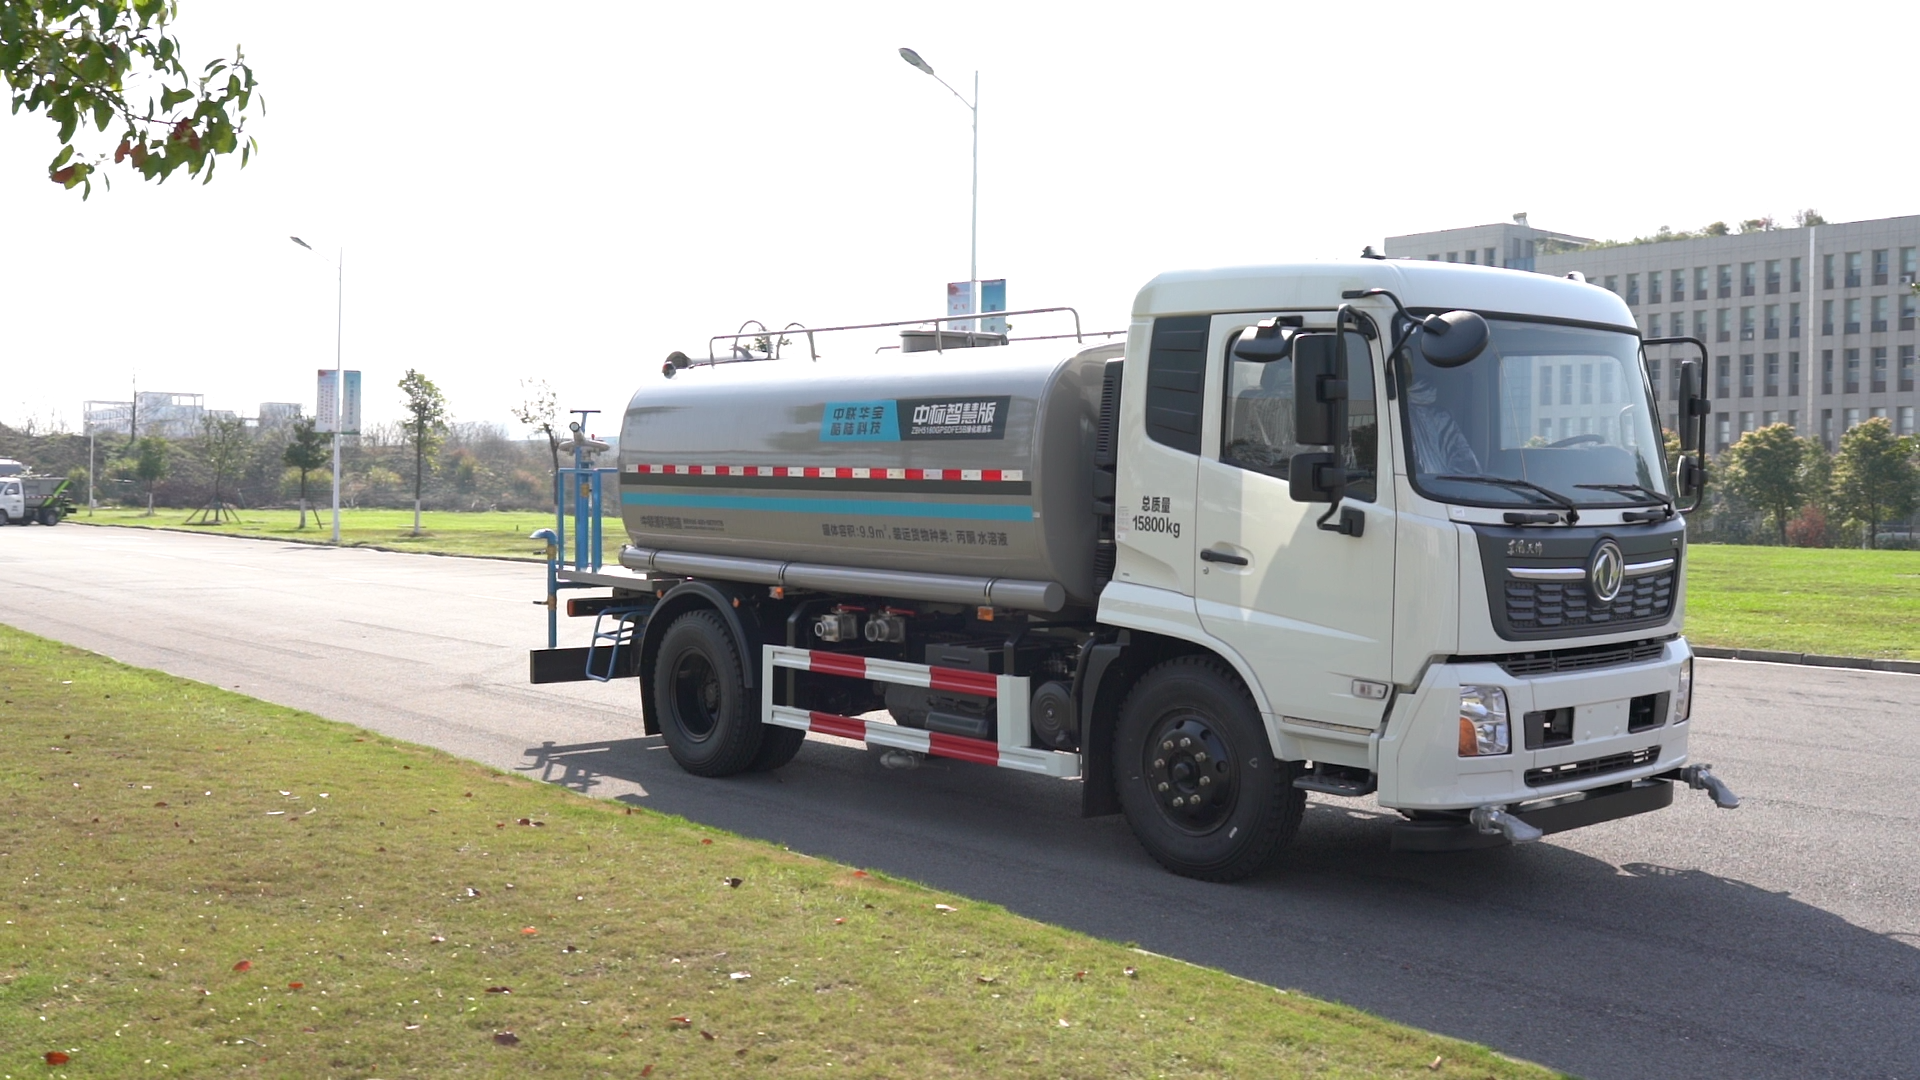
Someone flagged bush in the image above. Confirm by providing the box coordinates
[1785,504,1828,547]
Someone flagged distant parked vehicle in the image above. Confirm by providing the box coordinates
[0,467,76,526]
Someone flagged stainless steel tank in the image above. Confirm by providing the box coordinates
[618,340,1120,607]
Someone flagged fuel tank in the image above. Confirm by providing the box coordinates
[618,340,1121,607]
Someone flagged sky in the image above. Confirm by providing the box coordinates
[4,0,1918,437]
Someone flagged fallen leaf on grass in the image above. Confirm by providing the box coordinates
[1124,966,1138,978]
[729,972,751,981]
[300,1026,316,1033]
[46,1051,71,1065]
[700,838,712,845]
[287,982,303,990]
[833,918,846,925]
[463,888,481,898]
[485,986,511,994]
[723,876,742,888]
[493,1031,519,1047]
[975,975,996,984]
[669,1016,692,1028]
[934,903,957,913]
[1426,1056,1443,1071]
[642,1065,654,1077]
[1073,970,1086,980]
[232,960,252,973]
[520,927,539,935]
[851,870,868,878]
[153,801,168,808]
[405,1023,421,1030]
[562,944,578,953]
[429,935,446,944]
[700,1030,716,1041]
[1057,1018,1070,1027]
[265,811,285,816]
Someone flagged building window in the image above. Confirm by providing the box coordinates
[1539,370,1553,407]
[1789,409,1799,433]
[1845,251,1862,288]
[1673,268,1686,305]
[1740,306,1756,340]
[1899,406,1915,436]
[1693,310,1708,341]
[1715,355,1731,398]
[1671,355,1684,402]
[1821,299,1834,335]
[1695,266,1709,301]
[1844,348,1861,394]
[1428,254,1440,261]
[1446,251,1458,262]
[1649,270,1663,305]
[1716,413,1731,451]
[1823,254,1835,290]
[1603,275,1618,295]
[1764,352,1780,396]
[1844,407,1860,432]
[1790,302,1802,338]
[1902,247,1917,281]
[1765,410,1779,426]
[1763,303,1780,339]
[1560,364,1573,406]
[1739,411,1754,434]
[1872,249,1888,285]
[1649,358,1662,399]
[1901,345,1916,391]
[1580,363,1595,404]
[1844,297,1861,334]
[1716,308,1732,342]
[1625,273,1640,305]
[1871,407,1887,421]
[1740,354,1755,397]
[1600,364,1616,404]
[1870,295,1888,332]
[1822,350,1834,395]
[1716,264,1732,299]
[1464,249,1477,264]
[1821,409,1834,449]
[1485,247,1497,267]
[1765,259,1782,294]
[1791,256,1803,292]
[1901,291,1916,331]
[1741,262,1756,296]
[1649,312,1663,338]
[1871,346,1888,393]
[1790,352,1801,397]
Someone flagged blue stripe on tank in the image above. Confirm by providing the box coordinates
[619,491,1033,522]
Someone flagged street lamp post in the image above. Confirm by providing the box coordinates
[898,46,978,327]
[290,237,344,544]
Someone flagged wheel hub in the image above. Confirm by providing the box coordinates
[1146,716,1233,830]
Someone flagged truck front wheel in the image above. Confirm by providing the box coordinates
[1114,657,1304,882]
[652,610,765,777]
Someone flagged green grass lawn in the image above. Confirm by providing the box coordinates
[72,506,614,563]
[1684,544,1920,659]
[0,624,1561,1079]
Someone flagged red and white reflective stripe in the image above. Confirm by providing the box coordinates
[765,705,1077,778]
[762,645,1077,778]
[626,464,1023,482]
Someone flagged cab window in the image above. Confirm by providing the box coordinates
[1220,329,1377,501]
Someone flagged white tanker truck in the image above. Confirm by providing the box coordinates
[530,259,1738,881]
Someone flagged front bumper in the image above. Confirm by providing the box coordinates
[1380,637,1693,812]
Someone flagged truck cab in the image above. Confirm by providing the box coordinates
[1102,260,1723,853]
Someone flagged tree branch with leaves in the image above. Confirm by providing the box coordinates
[1,0,260,196]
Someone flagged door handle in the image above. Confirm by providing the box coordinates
[1200,548,1248,566]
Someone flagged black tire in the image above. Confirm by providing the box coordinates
[747,724,807,772]
[652,610,764,777]
[1113,656,1305,882]
[39,509,59,526]
[0,509,9,526]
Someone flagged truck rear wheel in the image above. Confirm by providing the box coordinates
[38,508,59,526]
[1114,656,1304,882]
[652,610,764,777]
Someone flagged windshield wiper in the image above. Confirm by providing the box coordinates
[1437,475,1579,524]
[1575,482,1674,514]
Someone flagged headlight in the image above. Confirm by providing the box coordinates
[1674,657,1694,723]
[1457,685,1511,757]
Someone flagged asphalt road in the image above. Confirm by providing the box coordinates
[2,525,1915,1080]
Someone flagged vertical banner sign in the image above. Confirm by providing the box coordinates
[945,280,974,331]
[316,370,337,433]
[980,278,1007,334]
[315,370,363,434]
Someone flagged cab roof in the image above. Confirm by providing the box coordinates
[1132,260,1636,331]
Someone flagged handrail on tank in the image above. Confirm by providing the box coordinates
[875,328,1126,353]
[702,306,1085,365]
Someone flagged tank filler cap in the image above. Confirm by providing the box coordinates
[661,351,693,379]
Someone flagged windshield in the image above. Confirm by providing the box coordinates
[1403,319,1668,508]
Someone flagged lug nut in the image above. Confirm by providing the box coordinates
[1154,758,1165,768]
[1199,776,1210,786]
[1157,782,1169,792]
[1194,751,1208,763]
[1179,737,1192,748]
[1161,740,1173,751]
[1171,796,1184,807]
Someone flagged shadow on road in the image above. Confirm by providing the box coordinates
[520,734,1919,1080]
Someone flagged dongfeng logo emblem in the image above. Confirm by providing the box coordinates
[1589,539,1625,603]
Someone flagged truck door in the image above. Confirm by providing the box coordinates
[1193,312,1395,739]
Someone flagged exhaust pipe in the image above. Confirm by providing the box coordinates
[1470,804,1543,844]
[1675,764,1740,809]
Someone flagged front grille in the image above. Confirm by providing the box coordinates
[1495,639,1668,678]
[1505,570,1674,633]
[1525,745,1660,787]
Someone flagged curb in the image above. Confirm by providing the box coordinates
[1692,645,1920,675]
[64,519,550,565]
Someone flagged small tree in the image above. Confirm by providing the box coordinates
[132,435,169,514]
[282,416,330,528]
[510,378,560,509]
[1719,423,1804,545]
[1832,417,1918,549]
[397,369,448,535]
[1794,208,1827,227]
[188,415,249,523]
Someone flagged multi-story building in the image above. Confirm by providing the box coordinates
[1385,215,1920,451]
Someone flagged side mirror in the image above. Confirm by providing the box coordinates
[1676,360,1709,452]
[1289,452,1343,504]
[1415,310,1490,367]
[1232,320,1295,362]
[1291,333,1345,446]
[1677,455,1705,500]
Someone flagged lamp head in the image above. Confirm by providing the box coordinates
[290,236,312,250]
[898,47,934,75]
